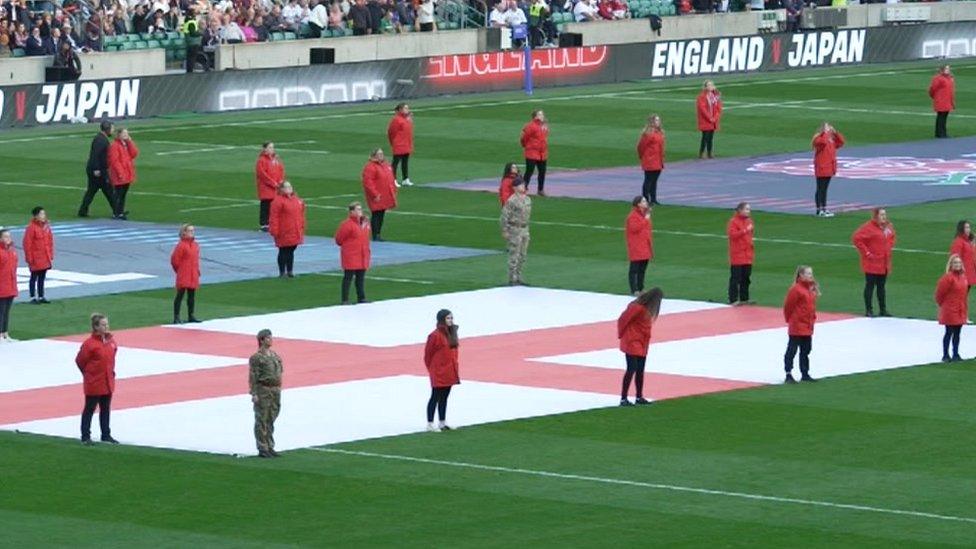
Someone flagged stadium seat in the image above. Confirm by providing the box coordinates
[283,31,297,40]
[12,47,25,57]
[139,32,153,40]
[166,31,181,40]
[165,48,175,61]
[175,49,186,60]
[271,31,285,41]
[133,41,148,49]
[146,39,161,48]
[119,42,134,50]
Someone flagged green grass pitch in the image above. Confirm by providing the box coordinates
[1,59,975,546]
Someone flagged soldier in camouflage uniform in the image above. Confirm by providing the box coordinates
[500,177,532,285]
[249,328,283,458]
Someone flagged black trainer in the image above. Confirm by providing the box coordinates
[81,438,95,446]
[784,373,798,384]
[187,316,202,323]
[635,398,652,405]
[619,398,634,406]
[942,355,952,363]
[865,309,875,318]
[951,355,963,362]
[879,310,892,317]
[100,436,120,444]
[800,374,818,383]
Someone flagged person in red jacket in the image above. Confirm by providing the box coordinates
[520,109,550,196]
[498,162,521,207]
[636,114,665,205]
[387,103,415,187]
[696,80,722,159]
[812,122,845,217]
[929,64,955,138]
[22,206,54,304]
[255,142,286,232]
[424,308,460,432]
[170,223,201,324]
[268,181,306,278]
[362,148,398,242]
[783,265,820,384]
[617,287,663,406]
[0,228,17,343]
[107,127,139,220]
[852,207,896,317]
[936,254,968,362]
[75,312,119,444]
[949,219,976,321]
[625,196,653,295]
[727,201,754,305]
[335,202,371,304]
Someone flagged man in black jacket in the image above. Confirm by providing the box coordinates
[78,120,118,218]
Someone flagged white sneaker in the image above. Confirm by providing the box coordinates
[394,180,402,188]
[822,210,835,218]
[426,423,440,432]
[402,178,414,186]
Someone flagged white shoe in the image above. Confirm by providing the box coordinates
[822,210,835,218]
[402,178,414,186]
[394,180,402,188]
[426,423,441,432]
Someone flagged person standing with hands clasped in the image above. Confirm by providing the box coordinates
[335,202,372,304]
[498,162,521,206]
[23,207,54,304]
[268,181,306,279]
[949,220,976,321]
[78,120,117,218]
[107,127,139,220]
[929,64,955,139]
[812,122,844,217]
[696,80,722,159]
[424,309,460,432]
[625,196,653,296]
[387,103,415,187]
[783,265,820,384]
[362,148,398,242]
[76,313,119,445]
[249,328,283,458]
[936,255,968,363]
[255,142,286,232]
[852,208,896,318]
[171,224,201,324]
[501,177,532,286]
[0,228,17,343]
[618,288,663,406]
[637,114,665,205]
[520,109,550,196]
[727,202,755,305]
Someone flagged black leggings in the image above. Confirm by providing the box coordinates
[621,354,647,399]
[699,130,714,155]
[728,264,752,303]
[628,260,648,294]
[643,170,661,204]
[174,288,196,318]
[815,177,831,210]
[524,158,547,192]
[392,154,410,180]
[259,199,272,227]
[277,245,297,275]
[0,297,12,333]
[29,269,48,298]
[943,325,962,357]
[371,210,386,239]
[784,335,812,374]
[341,270,366,303]
[81,394,112,440]
[863,273,887,312]
[426,386,452,422]
[936,111,949,138]
[114,184,130,215]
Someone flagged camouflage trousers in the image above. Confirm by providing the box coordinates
[506,229,530,284]
[253,387,281,453]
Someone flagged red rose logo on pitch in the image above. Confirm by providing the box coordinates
[748,156,976,180]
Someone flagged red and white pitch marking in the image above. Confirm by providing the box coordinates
[0,287,960,455]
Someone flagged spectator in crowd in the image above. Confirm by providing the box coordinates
[308,0,329,36]
[61,22,81,51]
[132,4,151,33]
[395,0,415,28]
[53,40,82,79]
[220,12,245,42]
[348,0,373,35]
[252,14,270,40]
[366,0,385,34]
[42,26,60,55]
[282,0,304,30]
[266,4,288,31]
[785,0,802,32]
[528,0,557,47]
[415,0,437,31]
[13,22,28,51]
[23,206,54,305]
[85,25,103,51]
[328,1,345,32]
[202,18,223,49]
[574,0,600,22]
[165,5,183,30]
[489,0,507,27]
[0,32,10,57]
[25,26,45,55]
[597,0,625,20]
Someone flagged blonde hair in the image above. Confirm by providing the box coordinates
[642,114,662,135]
[348,201,361,211]
[947,253,962,273]
[179,223,193,236]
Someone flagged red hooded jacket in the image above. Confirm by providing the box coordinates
[76,332,118,396]
[499,174,516,206]
[387,112,415,156]
[0,244,17,299]
[520,119,549,161]
[107,138,139,186]
[929,73,955,113]
[637,130,665,171]
[696,90,722,132]
[362,160,398,212]
[255,153,285,201]
[852,219,896,275]
[618,301,652,357]
[783,280,818,337]
[949,235,976,286]
[335,213,371,270]
[812,131,845,178]
[269,193,306,248]
[727,213,754,266]
[170,236,201,290]
[625,207,652,261]
[23,219,54,272]
[424,325,460,387]
[935,270,968,326]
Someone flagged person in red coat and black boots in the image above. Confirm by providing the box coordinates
[498,162,521,207]
[783,265,820,384]
[812,121,844,217]
[76,312,119,445]
[727,202,754,305]
[520,109,550,196]
[949,219,976,321]
[929,64,955,139]
[170,223,201,324]
[625,196,653,296]
[268,181,306,278]
[107,127,139,220]
[387,103,415,187]
[636,114,665,205]
[424,308,460,432]
[255,142,286,232]
[852,207,896,318]
[936,254,968,362]
[23,206,54,304]
[335,202,371,304]
[617,287,663,406]
[0,228,17,343]
[696,80,722,159]
[362,148,398,242]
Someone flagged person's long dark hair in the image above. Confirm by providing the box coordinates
[436,309,459,348]
[503,162,519,178]
[635,287,664,321]
[956,219,972,241]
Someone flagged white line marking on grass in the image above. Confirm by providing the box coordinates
[311,447,976,525]
[317,272,435,285]
[724,99,828,111]
[178,202,256,213]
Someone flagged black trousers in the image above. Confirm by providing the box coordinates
[0,297,12,333]
[943,325,962,357]
[277,245,297,275]
[29,269,48,298]
[308,21,324,37]
[628,260,648,294]
[174,288,196,318]
[784,335,812,374]
[936,111,949,138]
[699,131,714,155]
[621,354,647,399]
[728,264,752,303]
[863,273,887,312]
[371,210,386,239]
[341,269,366,303]
[426,386,452,422]
[392,154,410,180]
[524,158,547,192]
[259,199,272,227]
[81,394,112,440]
[643,170,661,204]
[113,184,130,215]
[79,172,116,215]
[815,177,831,210]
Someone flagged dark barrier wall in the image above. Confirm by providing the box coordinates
[1,22,974,128]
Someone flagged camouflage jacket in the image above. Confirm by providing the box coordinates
[249,349,283,394]
[500,193,532,232]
